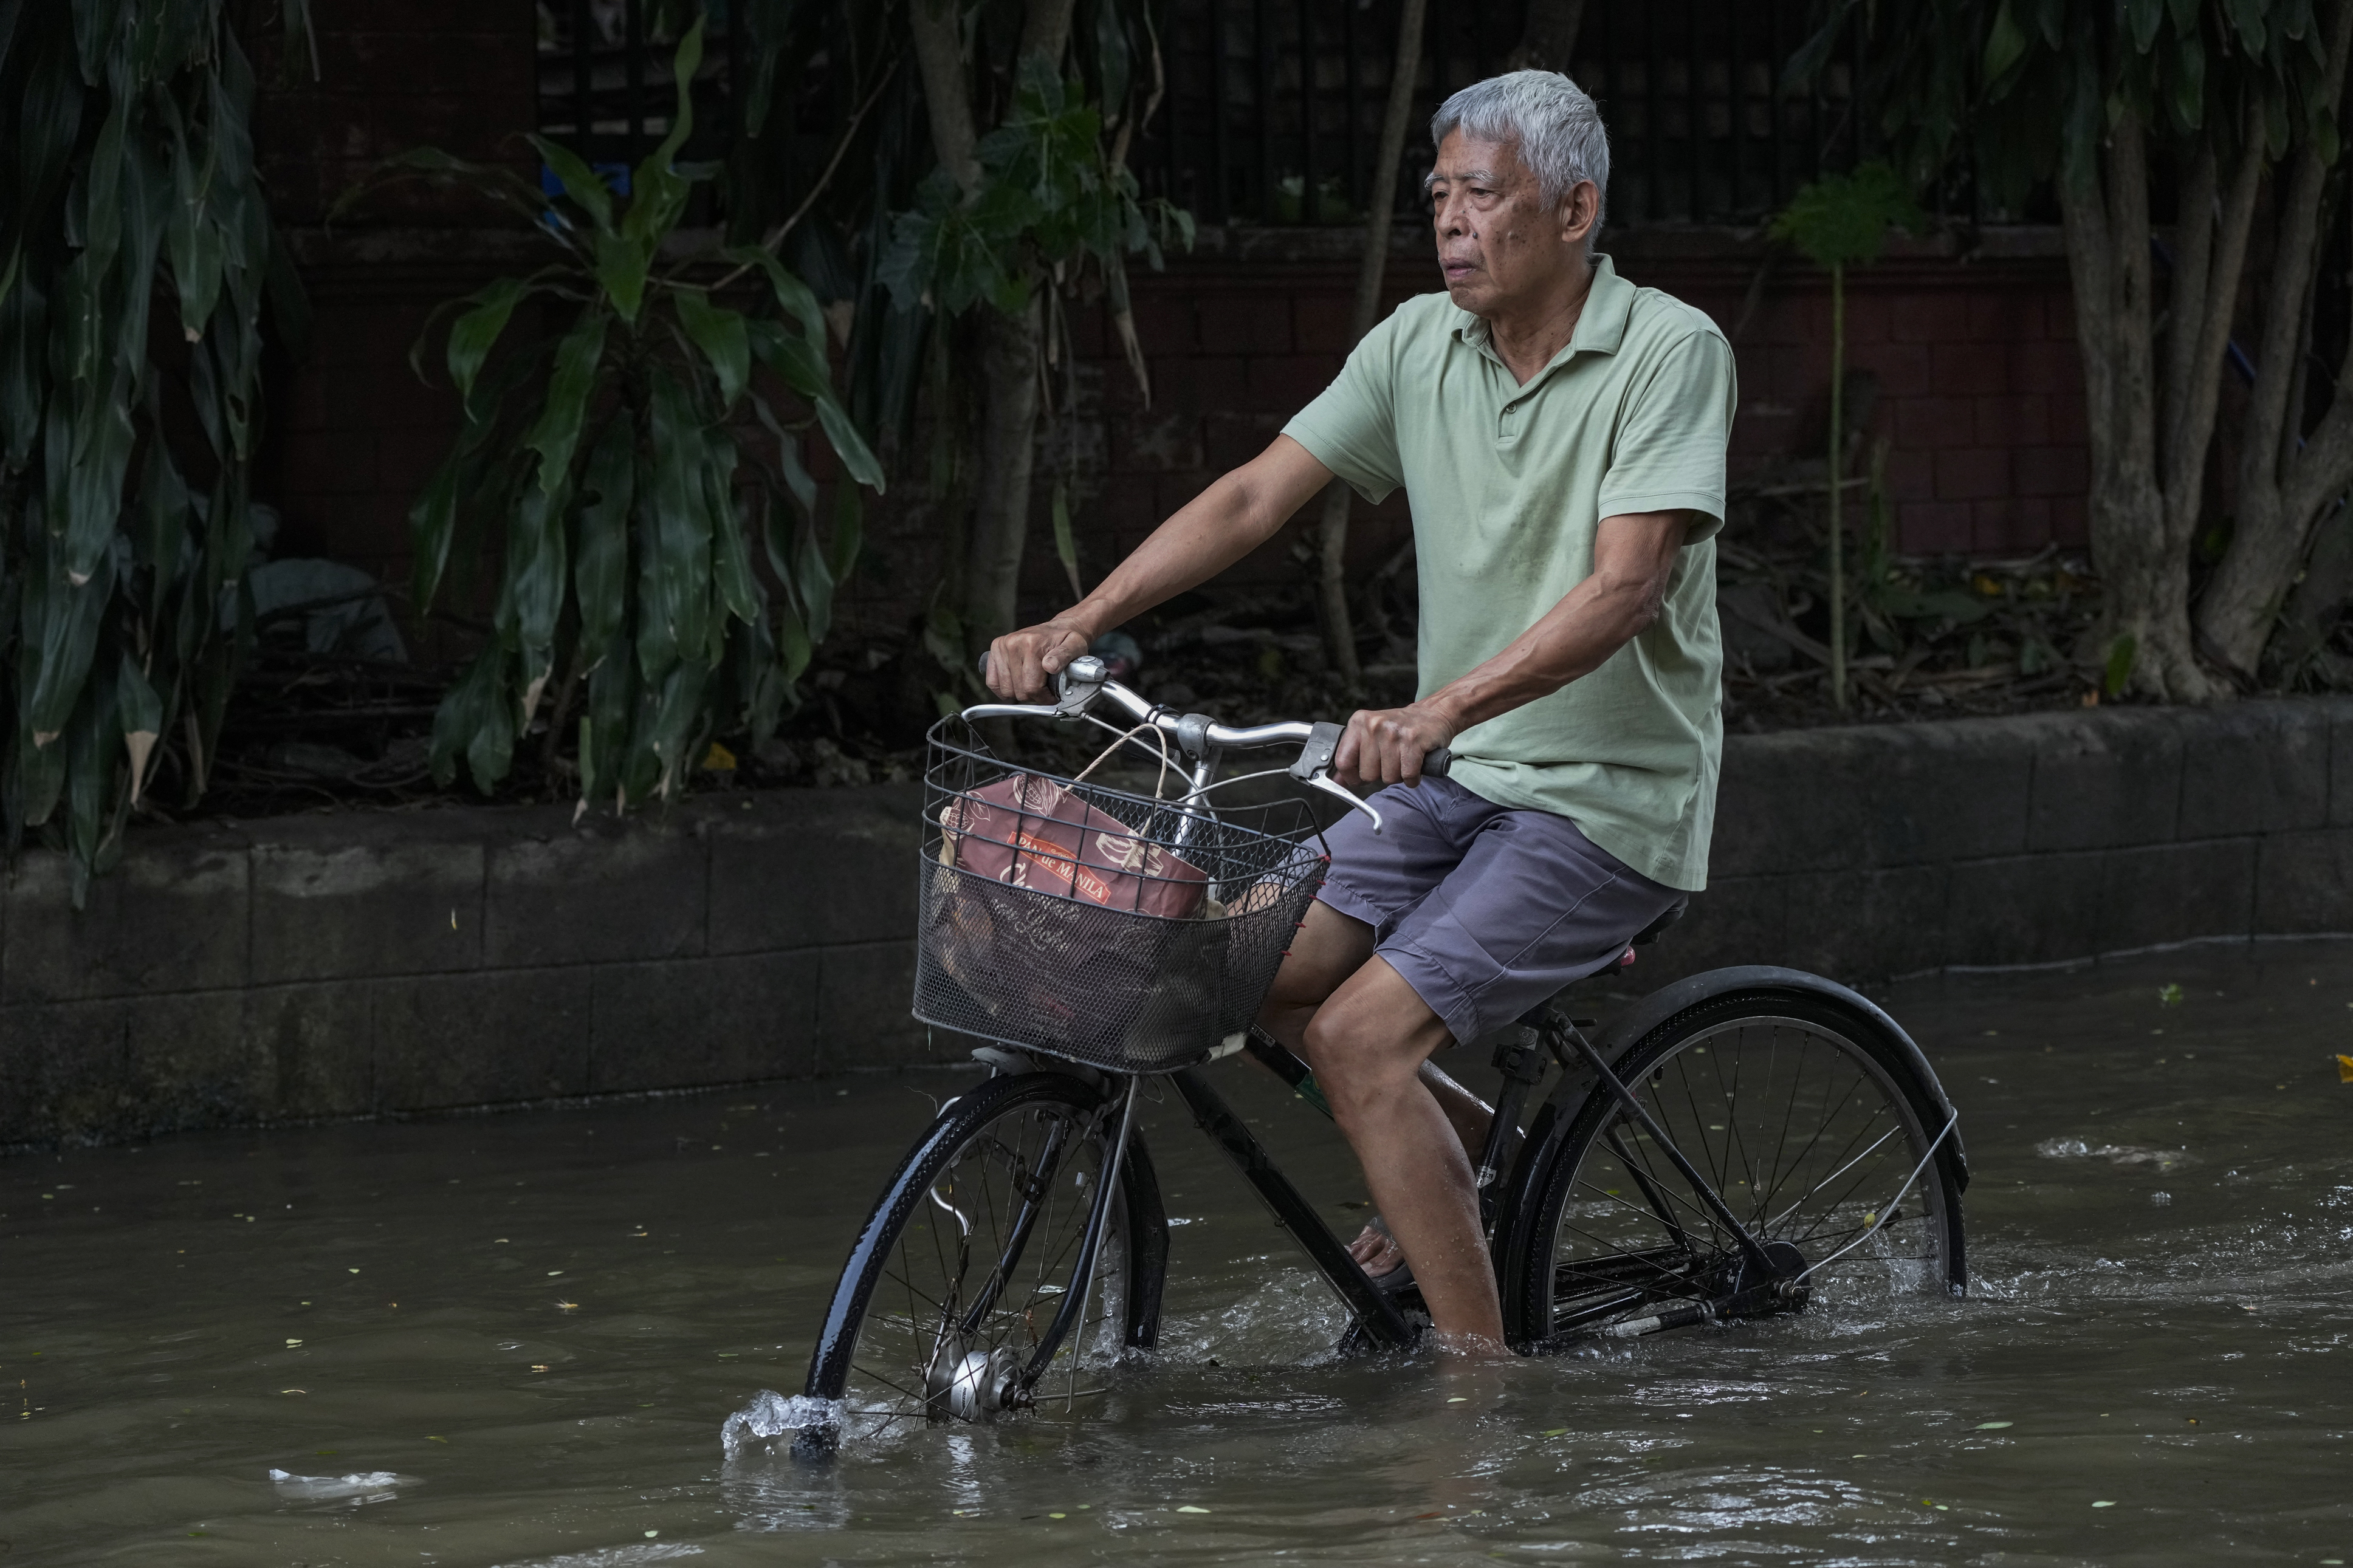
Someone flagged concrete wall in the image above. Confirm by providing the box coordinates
[5,699,2348,1146]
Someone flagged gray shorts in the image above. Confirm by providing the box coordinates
[1314,778,1683,1046]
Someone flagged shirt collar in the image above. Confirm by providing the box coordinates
[1454,252,1635,369]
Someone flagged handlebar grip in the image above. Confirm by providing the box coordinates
[1423,747,1454,779]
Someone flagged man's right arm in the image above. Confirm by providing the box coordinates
[984,434,1336,699]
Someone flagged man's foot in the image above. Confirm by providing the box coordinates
[1347,1216,1414,1288]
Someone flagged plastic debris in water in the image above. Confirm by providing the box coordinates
[268,1468,414,1502]
[720,1390,841,1457]
[2152,1191,2172,1205]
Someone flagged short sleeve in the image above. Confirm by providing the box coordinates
[1281,308,1407,504]
[1595,327,1737,545]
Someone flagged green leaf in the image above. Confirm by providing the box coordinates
[430,648,515,793]
[528,132,614,233]
[794,502,836,646]
[828,478,863,584]
[1051,475,1080,598]
[636,370,714,680]
[594,230,650,323]
[526,309,608,493]
[2125,0,2163,54]
[408,440,474,611]
[1983,0,2030,83]
[675,289,751,408]
[720,244,830,347]
[814,395,886,494]
[116,653,162,803]
[507,479,570,664]
[447,276,525,417]
[2103,634,2137,698]
[1769,162,1925,270]
[575,419,634,656]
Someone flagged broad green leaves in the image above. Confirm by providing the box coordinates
[397,22,882,809]
[881,53,1192,321]
[0,0,299,898]
[1770,163,1926,270]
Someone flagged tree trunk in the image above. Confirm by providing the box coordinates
[1506,0,1587,72]
[2198,0,2353,676]
[964,298,1045,646]
[2057,92,2222,703]
[908,0,1079,656]
[1314,0,1427,683]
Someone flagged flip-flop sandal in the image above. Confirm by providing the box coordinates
[1356,1214,1415,1292]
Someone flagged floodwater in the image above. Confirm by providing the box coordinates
[4,942,2349,1566]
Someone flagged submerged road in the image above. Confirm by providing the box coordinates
[2,942,2349,1564]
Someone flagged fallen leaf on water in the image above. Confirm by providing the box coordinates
[2092,1499,2116,1508]
[426,1436,448,1443]
[555,1301,580,1312]
[284,1338,303,1348]
[279,1388,305,1394]
[1175,1505,1211,1514]
[2337,1054,2353,1083]
[1542,1427,1569,1437]
[1974,1420,2012,1429]
[2158,984,2183,1006]
[531,1364,550,1373]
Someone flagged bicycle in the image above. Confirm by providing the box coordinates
[792,655,1969,1458]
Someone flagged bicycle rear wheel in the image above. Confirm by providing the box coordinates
[1502,991,1966,1347]
[799,1069,1166,1453]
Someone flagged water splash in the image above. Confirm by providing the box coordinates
[721,1391,841,1457]
[268,1468,415,1502]
[491,1546,704,1567]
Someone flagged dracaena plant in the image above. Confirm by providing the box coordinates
[0,0,309,900]
[355,19,884,809]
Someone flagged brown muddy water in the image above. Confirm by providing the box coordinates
[4,942,2350,1566]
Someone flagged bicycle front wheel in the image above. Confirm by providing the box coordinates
[799,1069,1166,1451]
[1502,990,1967,1347]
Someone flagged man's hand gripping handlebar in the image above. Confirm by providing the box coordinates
[968,652,1451,836]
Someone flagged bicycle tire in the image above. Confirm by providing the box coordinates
[798,1069,1167,1452]
[1500,990,1967,1347]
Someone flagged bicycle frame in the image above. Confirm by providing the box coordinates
[952,656,1806,1361]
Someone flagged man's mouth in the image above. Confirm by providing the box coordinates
[1442,258,1479,281]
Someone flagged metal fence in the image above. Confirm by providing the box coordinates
[533,0,1866,228]
[1135,0,1867,227]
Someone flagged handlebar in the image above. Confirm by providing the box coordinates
[968,651,1451,832]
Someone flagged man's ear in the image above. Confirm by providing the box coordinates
[1559,180,1600,247]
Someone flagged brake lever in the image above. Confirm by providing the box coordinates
[1305,771,1385,835]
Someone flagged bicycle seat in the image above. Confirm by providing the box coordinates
[1630,898,1689,947]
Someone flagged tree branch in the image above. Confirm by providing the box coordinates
[2162,103,2264,530]
[910,0,981,192]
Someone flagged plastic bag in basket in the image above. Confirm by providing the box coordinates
[928,770,1225,1062]
[939,770,1207,917]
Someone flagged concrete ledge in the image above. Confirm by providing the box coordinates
[4,701,2351,1146]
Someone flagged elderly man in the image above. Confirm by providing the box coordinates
[986,70,1733,1352]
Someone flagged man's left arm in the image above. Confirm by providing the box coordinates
[1334,510,1691,788]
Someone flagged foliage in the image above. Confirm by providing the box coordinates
[351,21,885,807]
[1808,0,2339,199]
[879,56,1192,320]
[1769,161,1924,711]
[0,0,308,899]
[1767,162,1923,270]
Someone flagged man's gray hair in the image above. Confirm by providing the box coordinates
[1429,70,1610,237]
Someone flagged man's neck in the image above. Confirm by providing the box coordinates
[1480,257,1598,386]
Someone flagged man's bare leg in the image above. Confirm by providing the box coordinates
[1257,903,1505,1348]
[1260,905,1499,1280]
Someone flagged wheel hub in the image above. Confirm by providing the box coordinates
[929,1344,1024,1422]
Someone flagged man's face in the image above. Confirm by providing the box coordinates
[1427,129,1598,317]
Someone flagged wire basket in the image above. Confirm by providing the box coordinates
[913,717,1328,1074]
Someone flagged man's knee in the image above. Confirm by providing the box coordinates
[1300,967,1447,1124]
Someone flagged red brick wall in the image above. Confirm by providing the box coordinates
[963,228,2089,634]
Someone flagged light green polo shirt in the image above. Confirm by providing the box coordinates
[1282,253,1733,891]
